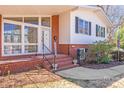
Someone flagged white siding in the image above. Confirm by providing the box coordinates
[59,11,70,44]
[70,9,108,44]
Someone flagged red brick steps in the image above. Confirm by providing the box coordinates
[41,54,79,71]
[0,54,79,75]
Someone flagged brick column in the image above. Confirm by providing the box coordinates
[52,15,59,52]
[0,15,2,58]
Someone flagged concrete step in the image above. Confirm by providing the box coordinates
[57,60,73,67]
[42,61,74,70]
[56,64,79,71]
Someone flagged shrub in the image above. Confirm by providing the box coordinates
[85,40,114,64]
[111,49,124,61]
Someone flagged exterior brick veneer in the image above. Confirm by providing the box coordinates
[0,15,2,57]
[0,58,42,75]
[59,44,89,56]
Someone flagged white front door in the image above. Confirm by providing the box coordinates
[41,28,51,54]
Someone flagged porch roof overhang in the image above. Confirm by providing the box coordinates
[0,5,76,15]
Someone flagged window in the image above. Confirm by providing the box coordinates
[84,21,88,34]
[4,23,21,43]
[4,23,22,55]
[24,26,38,53]
[96,24,105,37]
[75,17,91,35]
[78,19,84,33]
[41,17,50,27]
[4,17,23,22]
[24,26,38,43]
[25,45,37,53]
[4,45,22,54]
[3,16,51,56]
[24,17,39,25]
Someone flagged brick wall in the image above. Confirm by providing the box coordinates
[59,44,89,57]
[0,15,2,58]
[0,58,42,75]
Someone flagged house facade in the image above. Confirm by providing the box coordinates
[0,5,112,61]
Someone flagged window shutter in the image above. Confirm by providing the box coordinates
[89,22,91,35]
[75,17,79,33]
[103,27,105,37]
[96,25,98,36]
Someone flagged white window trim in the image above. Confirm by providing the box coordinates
[2,15,52,56]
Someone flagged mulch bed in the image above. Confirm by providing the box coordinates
[81,61,124,69]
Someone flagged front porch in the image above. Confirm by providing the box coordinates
[0,5,76,60]
[0,6,80,75]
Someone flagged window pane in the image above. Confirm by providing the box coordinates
[41,17,50,27]
[98,26,101,36]
[24,17,39,25]
[4,45,21,54]
[24,26,38,43]
[12,45,22,54]
[25,45,37,53]
[4,45,12,54]
[4,17,23,22]
[101,27,105,37]
[101,27,103,37]
[4,23,21,43]
[78,19,84,33]
[85,21,88,34]
[96,24,105,38]
[77,18,90,35]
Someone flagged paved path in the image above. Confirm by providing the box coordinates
[56,65,124,80]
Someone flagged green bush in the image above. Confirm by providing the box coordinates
[101,55,111,64]
[88,40,114,64]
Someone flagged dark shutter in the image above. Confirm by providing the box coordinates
[103,27,105,37]
[89,22,91,35]
[96,25,98,36]
[75,17,79,33]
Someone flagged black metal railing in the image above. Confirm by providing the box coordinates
[42,44,56,71]
[42,31,56,71]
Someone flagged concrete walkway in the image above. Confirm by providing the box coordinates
[56,65,124,80]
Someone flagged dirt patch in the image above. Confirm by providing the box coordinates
[0,69,80,88]
[23,79,81,88]
[82,61,124,69]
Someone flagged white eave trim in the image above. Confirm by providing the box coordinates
[98,8,113,27]
[78,6,113,27]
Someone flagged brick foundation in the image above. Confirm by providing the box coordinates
[59,44,90,57]
[0,58,42,75]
